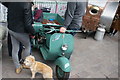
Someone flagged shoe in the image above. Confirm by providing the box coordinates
[15,66,23,74]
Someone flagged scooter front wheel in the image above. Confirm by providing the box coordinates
[56,66,70,80]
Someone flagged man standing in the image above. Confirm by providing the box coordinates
[63,1,87,35]
[2,2,35,74]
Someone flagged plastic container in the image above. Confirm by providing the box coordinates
[43,12,64,26]
[49,19,55,21]
[94,27,105,41]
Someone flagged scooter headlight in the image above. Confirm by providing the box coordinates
[62,44,68,51]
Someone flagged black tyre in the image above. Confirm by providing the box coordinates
[56,66,70,80]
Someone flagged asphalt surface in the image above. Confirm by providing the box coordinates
[0,22,119,79]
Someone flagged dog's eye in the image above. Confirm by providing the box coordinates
[25,60,28,62]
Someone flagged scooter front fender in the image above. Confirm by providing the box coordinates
[55,56,71,72]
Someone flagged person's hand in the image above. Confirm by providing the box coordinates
[60,27,66,33]
[32,24,34,27]
[29,35,35,39]
[31,36,35,39]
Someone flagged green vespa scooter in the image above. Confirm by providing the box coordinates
[32,24,74,80]
[31,13,80,80]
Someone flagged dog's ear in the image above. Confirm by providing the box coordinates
[29,55,35,60]
[29,55,35,62]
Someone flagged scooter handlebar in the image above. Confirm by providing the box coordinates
[42,27,82,33]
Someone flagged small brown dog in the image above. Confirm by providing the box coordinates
[24,55,53,79]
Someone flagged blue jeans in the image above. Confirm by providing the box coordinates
[9,30,31,68]
[8,33,23,60]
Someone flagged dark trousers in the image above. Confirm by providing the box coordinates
[109,27,118,36]
[8,33,22,60]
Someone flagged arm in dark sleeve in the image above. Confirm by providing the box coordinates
[24,2,35,34]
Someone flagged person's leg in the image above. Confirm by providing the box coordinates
[8,32,22,60]
[113,29,118,35]
[18,43,23,61]
[19,34,31,59]
[10,36,21,68]
[9,30,31,66]
[9,30,31,59]
[8,33,12,57]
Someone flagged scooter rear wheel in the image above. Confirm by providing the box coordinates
[56,66,70,80]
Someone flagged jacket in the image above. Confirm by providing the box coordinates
[64,2,87,29]
[2,2,35,34]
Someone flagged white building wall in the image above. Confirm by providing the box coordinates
[34,1,67,16]
[0,3,7,22]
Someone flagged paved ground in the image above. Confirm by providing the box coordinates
[1,23,119,79]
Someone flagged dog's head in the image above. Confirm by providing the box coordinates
[24,55,35,67]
